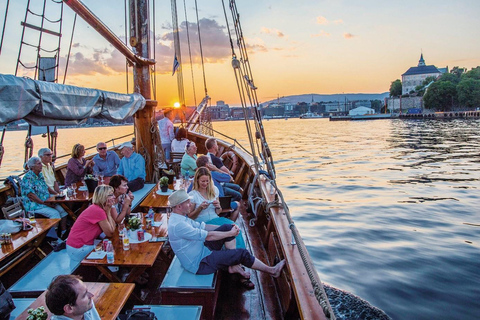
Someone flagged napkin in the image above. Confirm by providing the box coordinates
[86,251,107,260]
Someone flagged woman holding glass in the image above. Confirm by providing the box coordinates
[66,185,116,262]
[65,143,95,186]
[188,167,244,248]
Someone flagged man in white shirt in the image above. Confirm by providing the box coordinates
[157,110,175,160]
[38,148,60,195]
[45,275,100,320]
[167,190,285,288]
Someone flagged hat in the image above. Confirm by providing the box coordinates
[119,142,134,149]
[168,189,190,207]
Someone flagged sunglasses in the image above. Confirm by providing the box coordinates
[98,147,107,150]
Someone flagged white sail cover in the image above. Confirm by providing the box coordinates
[0,74,146,126]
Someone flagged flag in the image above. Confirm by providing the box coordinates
[172,55,179,76]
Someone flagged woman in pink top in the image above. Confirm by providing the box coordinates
[66,185,116,262]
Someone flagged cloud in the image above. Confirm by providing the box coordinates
[260,27,285,38]
[316,16,328,25]
[311,30,331,38]
[161,18,230,66]
[343,33,355,39]
[334,19,343,25]
[64,52,111,76]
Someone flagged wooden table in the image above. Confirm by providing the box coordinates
[0,218,59,277]
[138,182,172,210]
[15,282,135,320]
[81,213,168,284]
[45,181,93,220]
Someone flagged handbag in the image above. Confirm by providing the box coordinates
[0,281,15,320]
[125,310,157,320]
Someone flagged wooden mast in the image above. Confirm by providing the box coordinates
[63,0,157,180]
[129,0,156,181]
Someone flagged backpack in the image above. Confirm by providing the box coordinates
[125,310,157,320]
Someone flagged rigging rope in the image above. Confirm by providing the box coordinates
[124,0,129,93]
[0,0,10,56]
[24,126,33,168]
[194,0,208,97]
[171,0,185,107]
[0,126,6,167]
[63,13,77,84]
[182,0,197,107]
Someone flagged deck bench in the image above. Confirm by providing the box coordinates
[8,249,84,297]
[133,305,202,320]
[131,183,156,211]
[9,298,35,319]
[160,256,221,320]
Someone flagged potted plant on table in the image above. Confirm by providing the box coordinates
[159,176,169,192]
[125,215,143,241]
[27,306,47,320]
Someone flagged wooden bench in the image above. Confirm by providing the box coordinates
[133,305,202,320]
[8,249,85,297]
[130,183,156,211]
[9,298,36,319]
[160,256,221,320]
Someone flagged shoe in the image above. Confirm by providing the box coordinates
[135,276,148,286]
[239,277,255,290]
[51,240,66,252]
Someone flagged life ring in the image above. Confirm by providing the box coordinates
[221,151,239,174]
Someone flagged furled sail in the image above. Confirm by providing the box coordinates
[0,74,146,126]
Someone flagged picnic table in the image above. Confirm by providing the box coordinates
[14,282,135,320]
[80,213,168,284]
[0,218,59,277]
[44,181,93,220]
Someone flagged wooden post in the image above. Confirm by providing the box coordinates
[130,0,155,181]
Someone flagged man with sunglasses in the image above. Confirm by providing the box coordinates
[92,142,120,180]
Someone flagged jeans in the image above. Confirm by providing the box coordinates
[162,143,172,161]
[223,183,242,201]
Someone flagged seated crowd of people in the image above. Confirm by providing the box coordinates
[14,129,284,311]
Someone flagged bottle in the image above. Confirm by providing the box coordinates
[148,207,154,220]
[106,240,114,263]
[123,235,130,251]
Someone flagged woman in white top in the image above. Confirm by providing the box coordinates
[171,127,188,153]
[188,167,222,223]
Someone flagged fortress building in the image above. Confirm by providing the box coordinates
[401,54,446,95]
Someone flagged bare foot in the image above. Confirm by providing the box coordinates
[228,265,250,278]
[272,259,285,278]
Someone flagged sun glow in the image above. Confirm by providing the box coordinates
[173,102,181,108]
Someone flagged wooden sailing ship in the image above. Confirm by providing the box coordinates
[0,1,335,319]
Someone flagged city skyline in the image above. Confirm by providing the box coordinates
[0,0,479,108]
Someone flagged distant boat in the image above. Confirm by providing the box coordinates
[300,112,323,119]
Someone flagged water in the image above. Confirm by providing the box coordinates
[1,119,479,319]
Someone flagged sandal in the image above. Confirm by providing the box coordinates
[239,277,255,290]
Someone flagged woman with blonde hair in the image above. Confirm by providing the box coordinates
[66,185,116,261]
[65,143,94,186]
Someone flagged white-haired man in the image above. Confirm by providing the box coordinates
[167,189,285,289]
[38,147,60,195]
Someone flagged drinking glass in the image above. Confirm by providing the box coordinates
[71,183,77,196]
[99,173,104,185]
[28,211,36,224]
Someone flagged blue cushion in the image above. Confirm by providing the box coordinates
[10,298,35,319]
[131,184,156,210]
[133,305,202,320]
[9,250,82,294]
[160,256,215,290]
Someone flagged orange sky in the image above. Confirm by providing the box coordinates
[1,0,479,107]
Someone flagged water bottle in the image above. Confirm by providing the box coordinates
[106,240,114,263]
[148,207,154,220]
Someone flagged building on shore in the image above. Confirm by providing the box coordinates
[401,54,447,95]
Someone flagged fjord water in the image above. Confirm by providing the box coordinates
[1,118,479,319]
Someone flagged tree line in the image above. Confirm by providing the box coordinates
[389,66,480,111]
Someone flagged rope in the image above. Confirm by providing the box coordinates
[151,0,157,100]
[182,0,197,107]
[24,126,34,167]
[124,0,129,93]
[0,126,5,167]
[0,0,10,55]
[194,0,208,96]
[63,13,77,84]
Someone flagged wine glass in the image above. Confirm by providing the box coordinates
[71,183,77,197]
[99,173,104,185]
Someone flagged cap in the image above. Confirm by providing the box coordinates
[168,189,190,207]
[119,142,134,149]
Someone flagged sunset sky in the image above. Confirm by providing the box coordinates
[1,0,479,108]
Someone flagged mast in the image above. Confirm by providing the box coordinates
[63,0,157,180]
[129,0,156,180]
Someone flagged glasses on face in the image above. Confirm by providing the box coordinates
[107,194,115,198]
[98,147,107,150]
